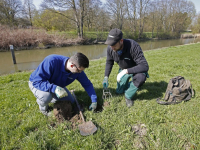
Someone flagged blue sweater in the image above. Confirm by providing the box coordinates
[29,54,97,103]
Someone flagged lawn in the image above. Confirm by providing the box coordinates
[0,43,200,149]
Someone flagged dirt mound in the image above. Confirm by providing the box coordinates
[53,101,83,129]
[53,101,73,123]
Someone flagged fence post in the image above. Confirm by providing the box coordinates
[9,45,16,64]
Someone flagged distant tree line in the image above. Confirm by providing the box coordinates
[0,0,199,39]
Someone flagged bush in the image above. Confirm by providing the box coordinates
[0,25,76,51]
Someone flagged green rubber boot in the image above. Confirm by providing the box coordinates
[124,82,138,107]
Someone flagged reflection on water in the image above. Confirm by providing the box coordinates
[0,38,200,75]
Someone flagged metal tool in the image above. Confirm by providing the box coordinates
[102,88,112,99]
[71,91,97,136]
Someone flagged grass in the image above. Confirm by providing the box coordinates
[0,43,200,149]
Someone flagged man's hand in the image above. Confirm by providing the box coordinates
[102,76,109,89]
[55,86,68,98]
[89,102,97,111]
[117,69,128,82]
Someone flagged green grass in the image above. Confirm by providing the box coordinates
[1,43,200,149]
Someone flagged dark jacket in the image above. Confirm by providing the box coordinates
[105,39,149,77]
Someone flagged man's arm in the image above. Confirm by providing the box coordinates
[76,72,97,103]
[105,47,114,77]
[127,44,149,74]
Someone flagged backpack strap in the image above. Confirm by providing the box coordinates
[186,81,195,98]
[156,97,188,105]
[190,83,195,97]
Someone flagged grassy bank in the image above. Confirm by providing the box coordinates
[0,43,200,149]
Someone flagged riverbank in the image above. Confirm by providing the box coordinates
[0,26,98,51]
[1,26,199,51]
[1,43,200,149]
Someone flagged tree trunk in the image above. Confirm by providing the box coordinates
[80,0,85,38]
[72,0,81,38]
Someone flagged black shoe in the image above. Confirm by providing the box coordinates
[125,98,133,107]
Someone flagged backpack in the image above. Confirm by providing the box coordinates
[157,76,194,105]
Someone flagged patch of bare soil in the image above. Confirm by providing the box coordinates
[103,101,110,108]
[53,101,83,129]
[132,124,149,149]
[132,124,147,137]
[53,101,72,122]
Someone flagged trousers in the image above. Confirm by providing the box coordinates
[116,69,148,100]
[28,81,75,111]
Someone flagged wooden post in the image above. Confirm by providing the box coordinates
[9,45,16,64]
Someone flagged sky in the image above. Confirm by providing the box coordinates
[190,0,200,13]
[32,0,200,13]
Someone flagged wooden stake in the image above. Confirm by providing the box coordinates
[9,45,16,64]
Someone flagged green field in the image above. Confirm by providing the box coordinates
[0,43,200,149]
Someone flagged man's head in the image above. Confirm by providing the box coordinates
[105,28,123,51]
[67,52,89,73]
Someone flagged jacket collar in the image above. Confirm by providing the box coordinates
[62,57,69,73]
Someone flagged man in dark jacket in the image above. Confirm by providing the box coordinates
[102,28,149,107]
[29,52,97,116]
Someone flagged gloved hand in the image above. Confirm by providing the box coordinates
[117,69,127,82]
[89,102,97,111]
[55,86,68,98]
[102,76,109,89]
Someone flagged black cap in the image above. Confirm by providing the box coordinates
[105,28,123,46]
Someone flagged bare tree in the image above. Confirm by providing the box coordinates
[191,13,200,33]
[105,0,126,30]
[23,0,36,26]
[41,0,86,38]
[0,0,23,26]
[124,0,138,34]
[84,0,103,31]
[167,0,195,34]
[147,1,157,38]
[137,0,151,39]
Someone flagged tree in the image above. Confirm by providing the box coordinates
[33,9,73,31]
[0,0,23,26]
[23,0,36,26]
[191,13,200,34]
[124,0,138,34]
[167,0,195,34]
[137,0,151,39]
[41,0,86,38]
[84,0,103,31]
[105,0,126,30]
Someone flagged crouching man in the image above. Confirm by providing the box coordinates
[102,28,149,107]
[29,52,97,116]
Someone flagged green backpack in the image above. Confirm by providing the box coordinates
[157,76,194,105]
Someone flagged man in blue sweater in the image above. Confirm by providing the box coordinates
[29,52,97,116]
[102,28,149,107]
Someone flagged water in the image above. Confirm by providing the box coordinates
[0,38,200,75]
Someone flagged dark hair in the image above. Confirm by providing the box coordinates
[69,52,89,68]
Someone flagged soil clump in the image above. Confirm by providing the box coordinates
[53,101,83,129]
